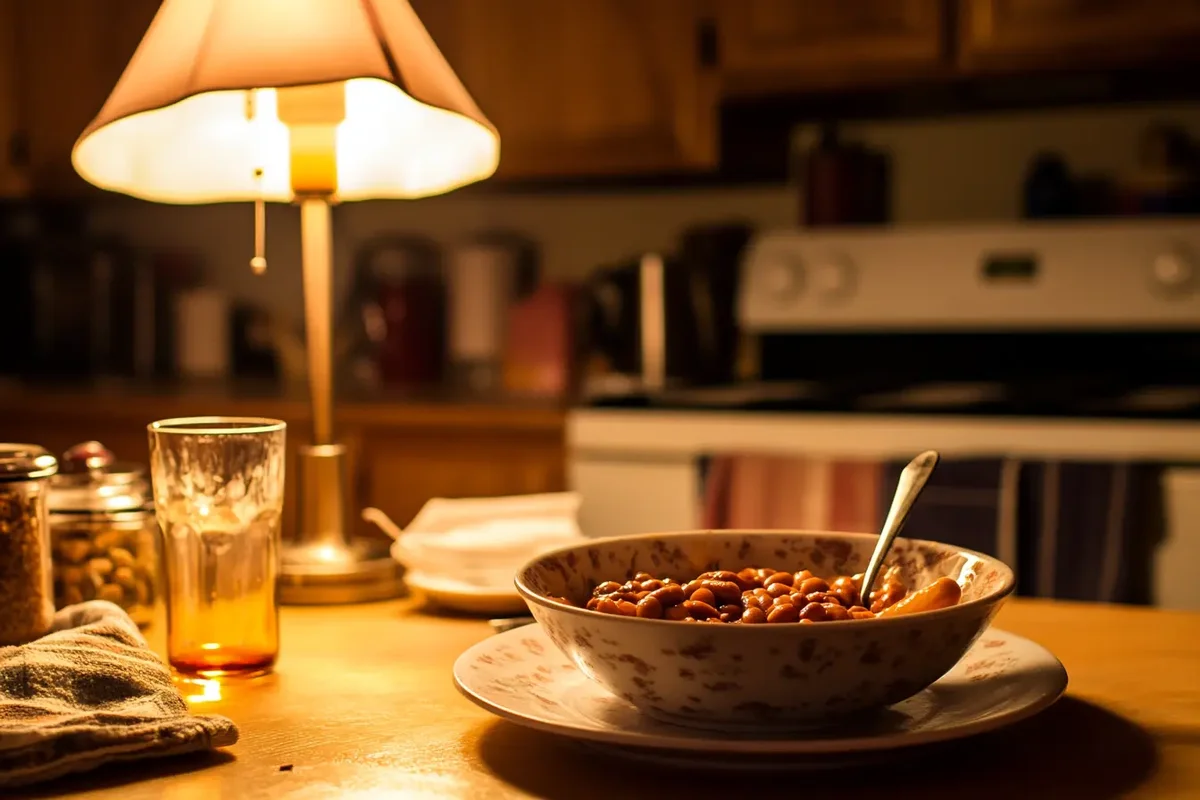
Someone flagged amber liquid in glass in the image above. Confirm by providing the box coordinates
[162,503,280,678]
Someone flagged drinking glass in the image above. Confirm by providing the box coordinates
[148,417,286,678]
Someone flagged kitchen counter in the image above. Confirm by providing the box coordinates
[14,598,1200,799]
[0,382,567,532]
[0,380,567,431]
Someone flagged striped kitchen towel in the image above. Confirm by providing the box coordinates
[880,458,1163,604]
[0,601,237,789]
[701,454,882,533]
[1017,461,1162,605]
[876,458,1022,572]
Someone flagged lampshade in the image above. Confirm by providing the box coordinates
[72,0,499,204]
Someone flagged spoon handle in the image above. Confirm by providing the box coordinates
[362,507,404,541]
[860,450,940,600]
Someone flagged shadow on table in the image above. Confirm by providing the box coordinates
[7,750,236,799]
[413,603,500,620]
[473,696,1157,800]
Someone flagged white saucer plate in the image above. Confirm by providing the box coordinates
[404,571,528,616]
[454,623,1067,766]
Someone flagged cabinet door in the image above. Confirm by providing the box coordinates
[17,0,160,195]
[412,0,717,179]
[0,0,26,196]
[960,0,1200,69]
[716,0,946,96]
[360,428,565,530]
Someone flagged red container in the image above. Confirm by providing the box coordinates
[376,274,445,387]
[503,282,577,398]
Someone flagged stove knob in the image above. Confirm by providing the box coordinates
[1151,249,1196,297]
[760,256,804,301]
[811,257,856,303]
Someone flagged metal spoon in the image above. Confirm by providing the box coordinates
[860,450,940,602]
[361,507,404,541]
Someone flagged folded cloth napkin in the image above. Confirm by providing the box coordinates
[0,601,238,789]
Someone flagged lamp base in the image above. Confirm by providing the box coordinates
[279,538,405,605]
[278,442,405,605]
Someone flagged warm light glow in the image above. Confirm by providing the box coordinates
[70,0,499,204]
[337,79,497,199]
[75,88,288,203]
[201,642,221,650]
[180,678,224,705]
[313,544,343,564]
[74,79,498,203]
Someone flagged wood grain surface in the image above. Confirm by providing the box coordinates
[11,598,1200,799]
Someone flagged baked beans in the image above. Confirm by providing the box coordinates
[572,567,961,623]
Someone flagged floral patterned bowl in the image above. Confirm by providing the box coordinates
[515,529,1014,729]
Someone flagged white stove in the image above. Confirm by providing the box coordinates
[569,220,1200,611]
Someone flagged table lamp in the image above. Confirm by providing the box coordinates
[73,0,500,604]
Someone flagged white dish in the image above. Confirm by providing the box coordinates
[391,526,579,587]
[404,571,528,616]
[517,529,1014,726]
[453,623,1067,767]
[375,492,585,587]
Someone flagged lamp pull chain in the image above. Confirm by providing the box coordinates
[245,88,267,276]
[251,173,267,276]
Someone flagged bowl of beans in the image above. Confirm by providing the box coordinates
[516,529,1013,729]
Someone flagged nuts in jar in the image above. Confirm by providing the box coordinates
[0,445,58,646]
[571,566,962,623]
[51,523,157,625]
[48,442,158,628]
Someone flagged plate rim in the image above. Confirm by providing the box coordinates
[406,571,527,614]
[453,624,1068,755]
[404,570,520,599]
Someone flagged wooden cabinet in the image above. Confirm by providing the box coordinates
[960,0,1200,69]
[6,0,716,187]
[12,0,159,195]
[357,425,564,532]
[0,0,28,196]
[716,0,947,96]
[412,0,717,178]
[5,0,1200,190]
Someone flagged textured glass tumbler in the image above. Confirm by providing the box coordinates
[148,417,286,678]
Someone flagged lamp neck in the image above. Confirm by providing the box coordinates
[300,198,335,446]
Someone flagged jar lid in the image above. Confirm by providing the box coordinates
[0,444,59,481]
[49,441,150,514]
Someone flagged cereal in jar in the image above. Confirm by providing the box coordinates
[0,444,59,646]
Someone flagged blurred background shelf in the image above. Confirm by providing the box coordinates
[4,0,1200,196]
[0,382,567,545]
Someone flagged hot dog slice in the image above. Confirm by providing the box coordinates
[877,576,961,618]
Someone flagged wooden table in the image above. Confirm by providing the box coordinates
[13,599,1200,799]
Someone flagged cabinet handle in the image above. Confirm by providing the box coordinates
[7,131,29,168]
[696,17,719,68]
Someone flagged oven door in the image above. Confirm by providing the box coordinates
[568,409,1200,611]
[1158,468,1200,610]
[569,454,699,539]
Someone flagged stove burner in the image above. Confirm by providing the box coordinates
[855,382,1008,411]
[583,378,1200,420]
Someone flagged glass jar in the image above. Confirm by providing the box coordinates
[48,441,158,628]
[0,444,58,646]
